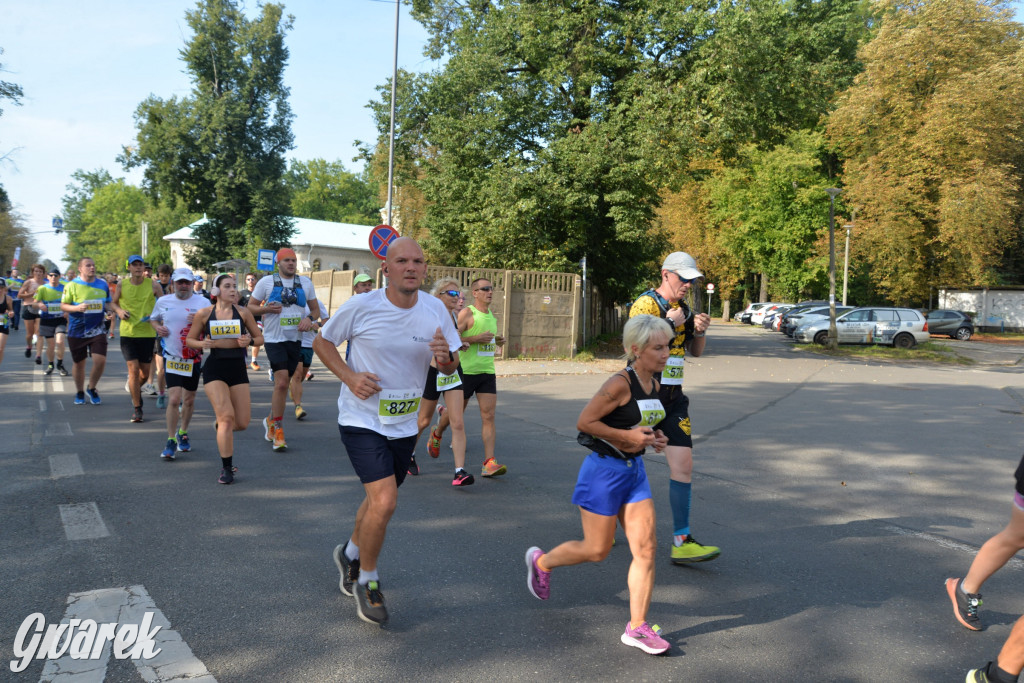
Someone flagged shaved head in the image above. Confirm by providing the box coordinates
[383,236,427,301]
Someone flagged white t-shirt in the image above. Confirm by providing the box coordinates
[300,303,327,348]
[251,273,317,343]
[150,293,213,359]
[319,288,462,438]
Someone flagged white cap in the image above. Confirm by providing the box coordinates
[171,267,195,282]
[661,252,703,280]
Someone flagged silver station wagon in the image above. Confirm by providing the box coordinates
[793,307,930,349]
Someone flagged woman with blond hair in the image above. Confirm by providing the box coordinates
[411,278,472,485]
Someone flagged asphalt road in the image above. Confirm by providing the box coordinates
[2,325,1024,682]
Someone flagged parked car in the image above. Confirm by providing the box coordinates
[782,306,855,336]
[762,305,795,329]
[739,302,773,324]
[751,303,789,326]
[793,307,930,348]
[925,309,974,340]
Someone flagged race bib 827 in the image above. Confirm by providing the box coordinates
[377,389,420,424]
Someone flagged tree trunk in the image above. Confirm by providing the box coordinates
[759,272,769,302]
[722,299,731,322]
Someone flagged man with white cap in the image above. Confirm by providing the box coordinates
[150,267,212,460]
[248,247,320,451]
[628,252,719,565]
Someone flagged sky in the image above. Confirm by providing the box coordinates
[0,0,439,269]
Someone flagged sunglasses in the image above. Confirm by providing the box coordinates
[673,273,700,285]
[442,290,461,297]
[475,286,494,292]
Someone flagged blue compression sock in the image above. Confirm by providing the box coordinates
[670,480,692,539]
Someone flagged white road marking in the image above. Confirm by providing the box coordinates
[56,400,64,411]
[49,454,83,479]
[58,503,110,541]
[39,585,217,682]
[39,399,47,412]
[882,525,1024,570]
[45,422,73,437]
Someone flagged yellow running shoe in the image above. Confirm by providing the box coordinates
[481,457,507,477]
[295,404,307,420]
[273,425,287,452]
[670,536,720,564]
[262,416,274,442]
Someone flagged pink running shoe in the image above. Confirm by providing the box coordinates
[620,621,670,655]
[525,546,550,600]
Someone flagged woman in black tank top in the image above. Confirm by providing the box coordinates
[524,314,676,655]
[186,273,263,485]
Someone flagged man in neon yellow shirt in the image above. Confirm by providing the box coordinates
[111,255,163,423]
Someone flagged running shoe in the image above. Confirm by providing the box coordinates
[176,431,191,453]
[408,456,419,476]
[355,580,388,625]
[35,355,41,365]
[74,392,86,405]
[262,416,274,442]
[427,428,442,459]
[268,368,274,382]
[525,546,550,600]
[481,457,507,477]
[156,394,168,409]
[305,371,314,381]
[130,407,144,423]
[332,542,360,597]
[57,363,68,377]
[45,362,54,376]
[160,439,177,461]
[24,347,31,358]
[295,404,307,420]
[620,621,670,655]
[86,388,101,405]
[452,469,475,487]
[124,378,131,394]
[249,361,260,371]
[218,467,234,485]
[670,536,720,564]
[142,383,157,396]
[946,577,983,631]
[273,425,287,452]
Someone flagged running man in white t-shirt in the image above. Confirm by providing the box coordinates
[314,237,461,626]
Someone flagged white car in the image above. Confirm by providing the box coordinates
[750,303,789,326]
[793,307,930,348]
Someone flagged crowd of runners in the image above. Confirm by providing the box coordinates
[10,243,1023,677]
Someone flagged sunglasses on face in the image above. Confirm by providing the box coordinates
[673,273,700,285]
[442,290,460,297]
[476,286,493,292]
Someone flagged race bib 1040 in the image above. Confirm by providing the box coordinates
[377,389,420,424]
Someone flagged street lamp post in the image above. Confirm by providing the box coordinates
[825,188,842,350]
[842,209,856,307]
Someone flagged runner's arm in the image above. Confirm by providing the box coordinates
[576,373,655,453]
[312,333,381,398]
[240,308,264,346]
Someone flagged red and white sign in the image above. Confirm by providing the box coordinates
[706,283,715,294]
[369,224,400,260]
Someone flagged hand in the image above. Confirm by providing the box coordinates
[652,429,668,453]
[298,317,312,332]
[495,335,506,347]
[118,309,130,321]
[185,313,195,324]
[77,303,89,313]
[623,426,657,452]
[237,333,251,348]
[200,338,215,349]
[694,312,711,335]
[155,324,169,337]
[266,302,283,314]
[666,307,686,327]
[345,372,382,400]
[429,326,450,363]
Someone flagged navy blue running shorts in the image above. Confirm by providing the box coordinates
[339,425,415,486]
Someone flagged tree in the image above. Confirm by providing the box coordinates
[65,180,148,273]
[61,169,115,257]
[0,46,24,162]
[0,208,41,274]
[826,0,1024,303]
[121,0,296,271]
[285,159,379,225]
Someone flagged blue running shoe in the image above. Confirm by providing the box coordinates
[86,388,101,405]
[176,431,191,453]
[74,392,86,405]
[161,439,177,461]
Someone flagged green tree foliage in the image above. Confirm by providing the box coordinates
[0,208,41,274]
[826,0,1024,303]
[380,1,724,300]
[0,46,24,160]
[121,0,295,271]
[285,159,379,225]
[66,180,148,273]
[61,169,114,254]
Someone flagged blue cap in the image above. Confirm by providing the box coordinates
[127,255,144,265]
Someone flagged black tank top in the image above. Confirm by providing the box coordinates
[578,367,666,458]
[204,305,246,360]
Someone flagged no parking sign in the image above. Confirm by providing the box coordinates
[369,225,400,260]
